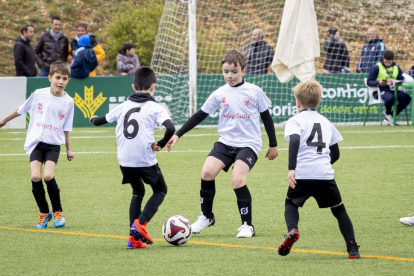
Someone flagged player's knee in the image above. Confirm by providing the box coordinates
[31,174,42,182]
[43,174,54,181]
[231,176,245,189]
[201,169,216,181]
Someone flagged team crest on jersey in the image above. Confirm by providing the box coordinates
[37,103,42,110]
[221,97,226,103]
[58,111,66,120]
[243,97,251,106]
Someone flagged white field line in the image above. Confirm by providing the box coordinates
[1,145,414,157]
[2,129,414,141]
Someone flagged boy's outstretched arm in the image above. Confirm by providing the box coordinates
[260,110,278,160]
[167,109,208,152]
[64,131,74,161]
[89,115,108,126]
[0,109,21,128]
[153,119,175,151]
[287,134,300,189]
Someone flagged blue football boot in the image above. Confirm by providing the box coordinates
[53,211,66,228]
[36,211,52,229]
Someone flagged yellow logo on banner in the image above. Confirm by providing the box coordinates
[73,86,107,118]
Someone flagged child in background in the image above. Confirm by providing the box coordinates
[0,61,74,229]
[117,42,141,76]
[70,34,98,79]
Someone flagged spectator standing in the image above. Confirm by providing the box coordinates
[356,27,386,73]
[68,23,106,77]
[117,43,141,76]
[34,16,69,77]
[14,25,37,77]
[70,35,98,79]
[323,29,350,73]
[243,28,274,74]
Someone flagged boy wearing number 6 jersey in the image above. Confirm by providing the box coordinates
[278,80,361,259]
[89,66,175,249]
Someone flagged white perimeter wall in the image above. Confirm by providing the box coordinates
[0,77,27,129]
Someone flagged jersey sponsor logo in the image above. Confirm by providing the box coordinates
[58,111,66,120]
[240,207,249,215]
[243,97,251,106]
[73,86,107,118]
[36,122,59,132]
[37,103,43,114]
[222,113,251,119]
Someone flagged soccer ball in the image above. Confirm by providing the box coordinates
[162,215,192,246]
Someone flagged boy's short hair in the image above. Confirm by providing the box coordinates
[77,23,88,30]
[222,50,245,70]
[133,66,156,91]
[383,50,394,60]
[49,61,71,77]
[120,42,135,54]
[293,80,322,109]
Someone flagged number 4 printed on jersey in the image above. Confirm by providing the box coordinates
[306,123,326,154]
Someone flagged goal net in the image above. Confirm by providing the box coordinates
[151,0,414,125]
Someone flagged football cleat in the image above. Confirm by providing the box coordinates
[347,240,361,259]
[53,211,66,228]
[131,219,153,245]
[278,229,300,256]
[236,222,255,238]
[399,215,414,226]
[36,211,52,229]
[191,212,215,234]
[126,236,147,249]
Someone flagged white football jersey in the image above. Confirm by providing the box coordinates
[106,100,171,167]
[284,110,343,179]
[18,88,74,156]
[201,82,271,155]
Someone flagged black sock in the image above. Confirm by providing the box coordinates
[234,185,252,225]
[200,179,215,218]
[138,191,165,224]
[285,198,299,232]
[32,180,49,214]
[45,178,62,212]
[331,204,355,243]
[129,195,144,227]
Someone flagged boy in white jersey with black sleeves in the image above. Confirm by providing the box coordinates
[0,61,74,229]
[167,50,278,238]
[89,66,175,249]
[278,80,361,259]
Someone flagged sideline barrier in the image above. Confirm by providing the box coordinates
[0,74,407,128]
[0,77,27,129]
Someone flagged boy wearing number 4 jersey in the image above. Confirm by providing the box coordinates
[89,66,175,249]
[278,80,361,259]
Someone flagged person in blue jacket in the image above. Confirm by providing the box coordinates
[70,35,98,79]
[356,27,386,73]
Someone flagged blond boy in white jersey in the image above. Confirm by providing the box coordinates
[0,61,74,229]
[167,50,278,238]
[278,80,360,259]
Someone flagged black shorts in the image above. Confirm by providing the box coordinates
[120,164,162,186]
[208,142,258,172]
[286,179,342,208]
[29,142,61,164]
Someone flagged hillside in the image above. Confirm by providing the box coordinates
[1,0,414,77]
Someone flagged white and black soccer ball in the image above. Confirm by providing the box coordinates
[162,215,192,246]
